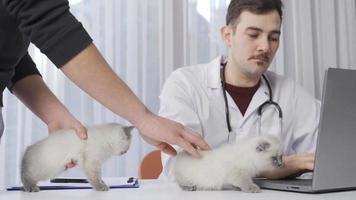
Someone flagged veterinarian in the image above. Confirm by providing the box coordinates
[0,0,209,158]
[159,0,320,179]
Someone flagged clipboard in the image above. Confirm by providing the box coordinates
[7,177,139,191]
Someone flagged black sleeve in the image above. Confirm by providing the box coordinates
[7,53,41,92]
[1,0,93,67]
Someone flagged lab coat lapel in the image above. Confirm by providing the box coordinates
[226,91,240,112]
[206,57,221,89]
[243,77,270,119]
[206,56,241,113]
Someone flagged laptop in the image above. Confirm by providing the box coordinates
[254,68,356,193]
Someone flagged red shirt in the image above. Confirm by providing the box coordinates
[225,82,260,116]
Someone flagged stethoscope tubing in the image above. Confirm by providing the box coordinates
[220,59,283,139]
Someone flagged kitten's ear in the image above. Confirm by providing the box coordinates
[256,141,270,152]
[123,126,134,139]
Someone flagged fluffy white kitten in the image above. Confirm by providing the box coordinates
[173,135,283,193]
[21,123,133,192]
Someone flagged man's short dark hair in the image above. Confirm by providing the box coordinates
[226,0,283,28]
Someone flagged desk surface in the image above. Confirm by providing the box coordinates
[1,180,356,200]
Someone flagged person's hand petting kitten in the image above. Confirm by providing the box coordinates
[11,75,88,169]
[47,117,87,170]
[47,115,88,170]
[47,118,87,140]
[135,113,210,158]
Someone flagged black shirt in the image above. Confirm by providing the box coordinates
[0,0,93,106]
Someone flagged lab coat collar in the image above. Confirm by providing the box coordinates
[243,77,270,118]
[206,56,222,89]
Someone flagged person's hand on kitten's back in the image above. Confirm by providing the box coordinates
[47,117,87,169]
[136,113,210,158]
[47,118,88,140]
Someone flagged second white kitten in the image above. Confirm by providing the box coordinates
[173,135,284,193]
[21,123,133,192]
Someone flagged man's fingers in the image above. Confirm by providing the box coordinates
[302,153,315,163]
[303,162,314,170]
[294,153,315,170]
[304,154,315,170]
[182,128,210,150]
[302,153,315,158]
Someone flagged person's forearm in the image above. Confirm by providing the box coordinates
[60,43,210,157]
[60,43,150,127]
[260,166,300,179]
[12,75,73,125]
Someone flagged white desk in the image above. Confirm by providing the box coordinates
[1,180,355,200]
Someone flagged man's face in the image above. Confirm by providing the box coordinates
[223,10,281,79]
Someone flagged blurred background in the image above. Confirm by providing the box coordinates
[1,0,355,189]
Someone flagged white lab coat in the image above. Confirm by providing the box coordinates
[158,56,321,179]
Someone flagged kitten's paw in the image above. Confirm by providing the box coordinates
[241,183,261,193]
[23,185,40,192]
[179,185,197,191]
[93,183,109,191]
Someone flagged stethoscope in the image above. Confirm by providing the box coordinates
[220,58,283,141]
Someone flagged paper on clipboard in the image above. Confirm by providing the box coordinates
[7,177,139,191]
